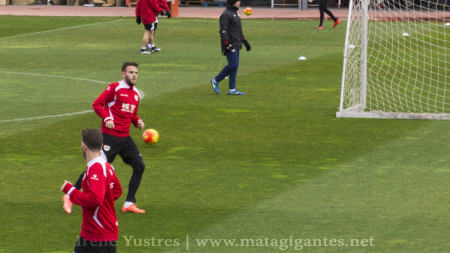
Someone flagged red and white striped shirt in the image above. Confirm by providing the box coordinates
[67,156,122,241]
[93,80,142,138]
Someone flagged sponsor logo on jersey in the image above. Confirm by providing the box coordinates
[120,94,128,97]
[104,145,111,151]
[121,103,136,113]
[91,174,99,180]
[134,95,138,101]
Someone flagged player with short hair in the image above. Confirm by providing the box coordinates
[317,0,340,30]
[135,0,163,54]
[63,62,147,214]
[61,128,122,253]
[210,0,250,95]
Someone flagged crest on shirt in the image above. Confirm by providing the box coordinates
[104,145,111,151]
[91,174,99,180]
[134,95,138,101]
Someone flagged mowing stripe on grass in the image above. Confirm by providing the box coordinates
[0,19,123,39]
[0,71,147,99]
[0,71,108,84]
[0,110,93,123]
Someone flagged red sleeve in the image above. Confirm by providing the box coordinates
[113,174,122,201]
[93,84,115,122]
[136,0,141,17]
[159,0,169,12]
[131,102,140,127]
[70,166,106,207]
[148,0,162,14]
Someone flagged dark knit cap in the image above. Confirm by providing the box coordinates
[227,0,238,5]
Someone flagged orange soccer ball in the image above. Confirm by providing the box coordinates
[142,129,159,145]
[244,7,252,16]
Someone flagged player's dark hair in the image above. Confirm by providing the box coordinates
[81,128,103,152]
[122,62,139,72]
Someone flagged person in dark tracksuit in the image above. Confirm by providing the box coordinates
[318,0,340,30]
[210,0,251,95]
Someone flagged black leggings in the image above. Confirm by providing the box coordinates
[319,6,337,26]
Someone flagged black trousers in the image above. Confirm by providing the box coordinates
[74,236,116,253]
[75,133,145,203]
[319,6,337,26]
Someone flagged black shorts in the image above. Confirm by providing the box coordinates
[101,133,143,166]
[74,236,116,253]
[144,22,156,31]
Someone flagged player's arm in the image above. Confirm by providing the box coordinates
[159,0,169,12]
[242,33,251,52]
[136,0,142,17]
[148,0,163,14]
[93,84,115,125]
[136,1,142,24]
[61,166,106,207]
[219,14,232,54]
[132,102,145,129]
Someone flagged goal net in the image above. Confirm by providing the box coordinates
[337,0,450,119]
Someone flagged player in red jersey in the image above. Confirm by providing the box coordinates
[145,0,172,52]
[64,62,147,214]
[135,0,163,54]
[61,128,122,253]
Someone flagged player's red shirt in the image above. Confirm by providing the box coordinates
[93,80,142,138]
[136,0,162,24]
[67,156,122,241]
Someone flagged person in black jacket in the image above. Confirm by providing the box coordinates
[318,0,340,30]
[210,0,251,95]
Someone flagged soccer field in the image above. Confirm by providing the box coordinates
[1,15,450,252]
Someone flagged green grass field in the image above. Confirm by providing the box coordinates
[1,15,450,252]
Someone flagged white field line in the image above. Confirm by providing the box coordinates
[0,71,146,123]
[0,110,93,123]
[0,19,123,40]
[0,71,104,123]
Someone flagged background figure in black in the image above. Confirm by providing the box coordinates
[318,0,340,30]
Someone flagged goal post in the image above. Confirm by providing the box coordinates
[337,0,450,120]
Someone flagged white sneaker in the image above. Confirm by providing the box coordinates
[140,50,151,55]
[151,47,161,53]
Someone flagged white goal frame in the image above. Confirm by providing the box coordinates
[337,0,450,120]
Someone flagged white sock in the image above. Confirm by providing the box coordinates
[141,47,146,50]
[151,44,155,48]
[229,89,236,92]
[124,201,134,208]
